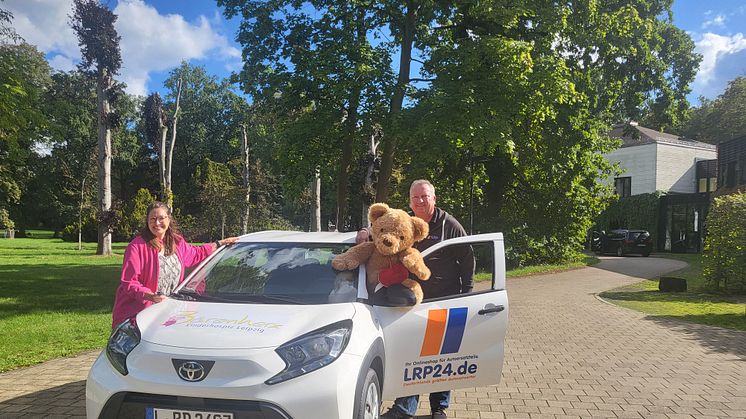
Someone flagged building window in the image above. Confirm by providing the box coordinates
[614,177,631,197]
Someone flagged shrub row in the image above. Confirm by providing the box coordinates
[702,192,746,294]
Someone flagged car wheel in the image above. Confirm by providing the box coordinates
[642,251,650,257]
[616,246,624,257]
[356,368,381,419]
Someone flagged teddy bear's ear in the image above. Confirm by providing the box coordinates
[411,216,429,242]
[368,203,390,223]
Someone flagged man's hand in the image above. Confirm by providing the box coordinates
[355,229,370,244]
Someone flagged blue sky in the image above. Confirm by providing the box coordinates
[5,0,746,105]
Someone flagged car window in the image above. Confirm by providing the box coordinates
[421,241,494,299]
[628,232,641,240]
[181,243,357,304]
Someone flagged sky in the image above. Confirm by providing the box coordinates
[4,0,746,105]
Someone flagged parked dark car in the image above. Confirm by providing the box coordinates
[594,229,652,257]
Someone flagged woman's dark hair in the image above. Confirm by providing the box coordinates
[140,201,182,255]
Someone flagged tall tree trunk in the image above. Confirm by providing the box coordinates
[311,167,321,232]
[96,69,113,256]
[159,124,167,201]
[78,176,85,251]
[335,9,366,231]
[335,88,360,231]
[241,124,251,234]
[165,77,182,209]
[376,0,416,202]
[363,131,380,226]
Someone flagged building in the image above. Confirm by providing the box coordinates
[717,135,746,194]
[603,123,717,253]
[606,122,717,196]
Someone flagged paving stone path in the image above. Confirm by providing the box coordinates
[2,256,745,418]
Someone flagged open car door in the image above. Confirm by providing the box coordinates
[374,233,509,399]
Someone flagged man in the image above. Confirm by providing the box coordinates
[380,179,474,419]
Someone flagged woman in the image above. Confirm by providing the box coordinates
[111,201,238,328]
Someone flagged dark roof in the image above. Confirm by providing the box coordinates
[609,123,716,151]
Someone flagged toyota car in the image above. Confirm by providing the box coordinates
[86,231,509,419]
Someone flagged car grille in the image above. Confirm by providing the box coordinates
[98,392,292,419]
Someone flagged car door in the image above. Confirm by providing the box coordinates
[374,233,508,399]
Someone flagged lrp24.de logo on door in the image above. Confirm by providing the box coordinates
[402,307,479,386]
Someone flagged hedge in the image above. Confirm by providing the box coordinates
[702,192,746,294]
[594,192,663,250]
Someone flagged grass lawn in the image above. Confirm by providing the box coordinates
[0,236,126,372]
[599,253,746,331]
[473,255,599,282]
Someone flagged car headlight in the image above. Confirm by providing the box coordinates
[265,319,352,385]
[106,318,141,376]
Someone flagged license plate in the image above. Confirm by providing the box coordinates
[147,407,234,419]
[637,244,647,247]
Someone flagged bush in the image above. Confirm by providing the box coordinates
[113,188,156,242]
[61,213,98,242]
[702,192,746,294]
[0,208,14,230]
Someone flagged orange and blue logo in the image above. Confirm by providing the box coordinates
[419,307,468,356]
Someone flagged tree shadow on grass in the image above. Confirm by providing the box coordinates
[0,264,120,318]
[0,380,85,418]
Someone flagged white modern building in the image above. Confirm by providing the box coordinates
[605,122,717,197]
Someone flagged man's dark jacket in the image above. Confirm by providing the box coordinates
[416,207,474,298]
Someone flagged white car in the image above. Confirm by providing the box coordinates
[86,231,509,419]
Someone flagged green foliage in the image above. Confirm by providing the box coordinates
[702,192,746,294]
[0,208,13,229]
[113,188,156,241]
[70,0,121,76]
[682,77,746,144]
[61,212,98,242]
[595,192,663,250]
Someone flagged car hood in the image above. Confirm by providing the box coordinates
[136,299,356,350]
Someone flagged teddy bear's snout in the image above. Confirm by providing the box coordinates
[382,238,393,247]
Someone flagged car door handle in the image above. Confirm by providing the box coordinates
[478,305,505,315]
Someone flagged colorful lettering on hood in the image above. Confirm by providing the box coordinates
[419,307,468,356]
[162,311,284,330]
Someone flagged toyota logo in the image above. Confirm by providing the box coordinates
[172,359,214,382]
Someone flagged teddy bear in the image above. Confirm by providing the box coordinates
[331,203,431,304]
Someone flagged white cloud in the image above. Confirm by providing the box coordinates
[5,0,240,95]
[701,14,726,29]
[113,0,239,95]
[4,0,79,58]
[694,32,746,85]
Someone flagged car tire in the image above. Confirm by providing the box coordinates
[642,251,650,257]
[616,246,624,257]
[355,368,381,419]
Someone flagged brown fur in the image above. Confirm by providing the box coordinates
[332,203,431,304]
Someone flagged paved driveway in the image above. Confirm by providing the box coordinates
[2,256,745,418]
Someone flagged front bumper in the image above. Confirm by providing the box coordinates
[86,343,363,419]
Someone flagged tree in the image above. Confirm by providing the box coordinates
[70,0,122,256]
[143,86,181,208]
[0,42,51,232]
[682,77,746,144]
[195,159,239,239]
[220,0,394,229]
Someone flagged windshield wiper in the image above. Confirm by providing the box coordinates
[236,294,305,304]
[172,289,238,303]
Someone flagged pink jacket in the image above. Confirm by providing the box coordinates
[111,235,214,328]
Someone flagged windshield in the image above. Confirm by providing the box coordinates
[179,243,358,305]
